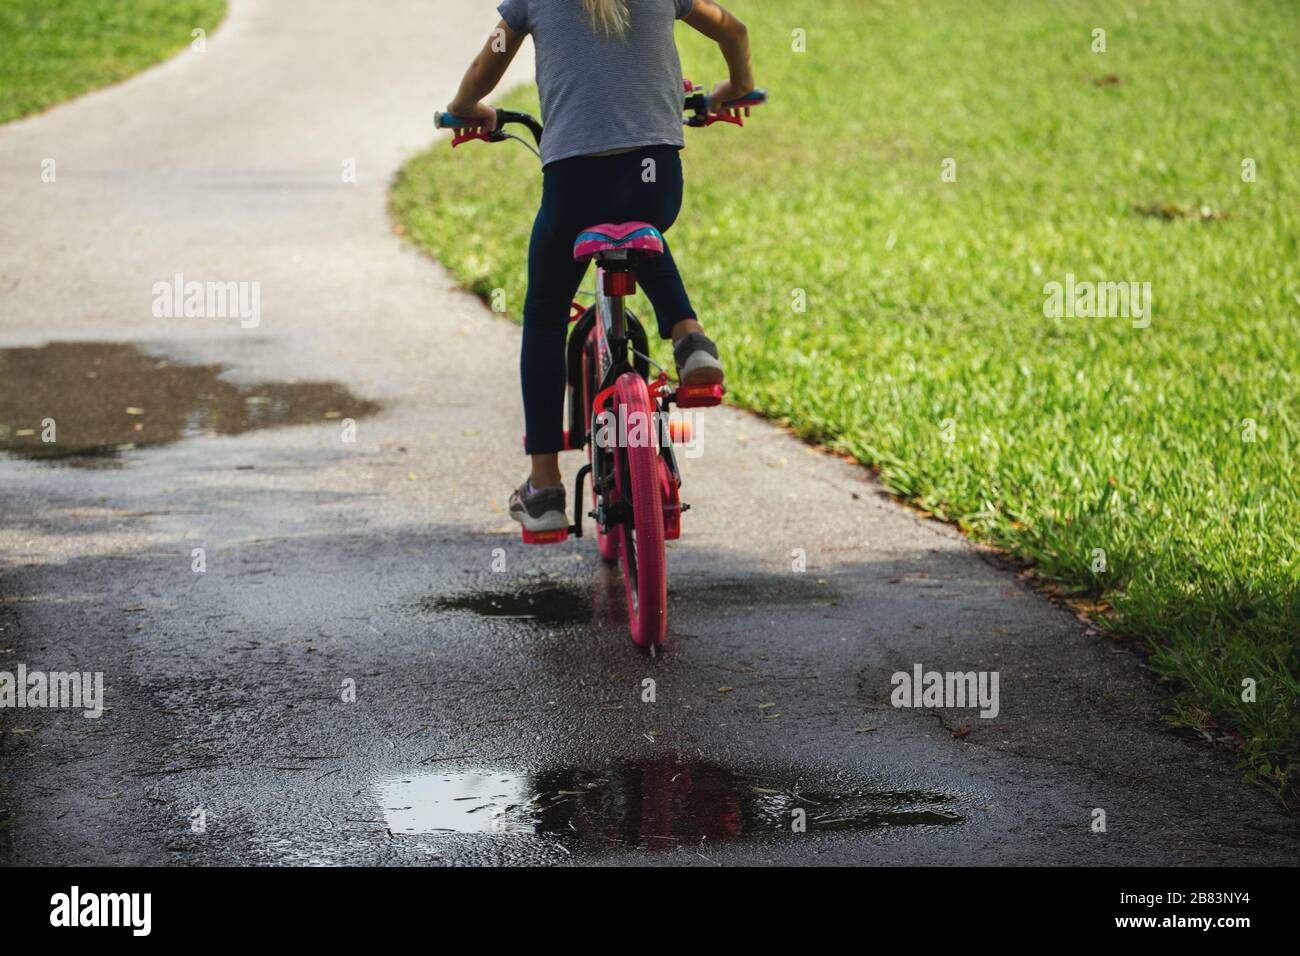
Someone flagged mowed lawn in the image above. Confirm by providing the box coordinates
[393,0,1299,796]
[0,0,226,124]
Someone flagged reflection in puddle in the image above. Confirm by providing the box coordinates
[378,757,961,851]
[0,341,380,465]
[423,584,594,626]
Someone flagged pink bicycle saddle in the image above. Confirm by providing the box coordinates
[572,221,665,262]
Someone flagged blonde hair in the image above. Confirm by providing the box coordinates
[584,0,630,39]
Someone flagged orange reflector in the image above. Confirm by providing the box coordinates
[675,383,724,408]
[521,527,570,545]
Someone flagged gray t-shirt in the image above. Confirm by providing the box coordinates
[497,0,694,166]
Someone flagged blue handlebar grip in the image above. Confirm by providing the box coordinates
[435,112,474,129]
[726,88,767,107]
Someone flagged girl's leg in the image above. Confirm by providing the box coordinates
[615,147,698,341]
[521,191,587,483]
[626,150,725,383]
[638,241,699,341]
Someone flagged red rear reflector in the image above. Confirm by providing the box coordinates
[603,271,636,296]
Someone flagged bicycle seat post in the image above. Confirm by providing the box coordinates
[600,251,635,367]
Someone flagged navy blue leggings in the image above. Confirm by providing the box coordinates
[521,144,695,455]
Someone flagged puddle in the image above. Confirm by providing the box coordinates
[422,576,838,629]
[0,341,380,465]
[378,757,961,852]
[422,584,594,626]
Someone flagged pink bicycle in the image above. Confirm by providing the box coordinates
[437,82,766,649]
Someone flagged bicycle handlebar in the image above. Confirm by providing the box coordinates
[683,82,767,128]
[436,81,766,148]
[433,111,474,129]
[436,109,543,148]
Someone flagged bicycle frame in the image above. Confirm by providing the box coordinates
[577,256,674,542]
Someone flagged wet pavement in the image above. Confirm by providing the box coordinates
[2,0,1298,867]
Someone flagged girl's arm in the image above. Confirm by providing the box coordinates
[682,1,755,109]
[445,20,526,128]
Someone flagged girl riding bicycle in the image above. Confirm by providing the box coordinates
[444,0,757,535]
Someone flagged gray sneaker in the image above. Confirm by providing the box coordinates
[509,478,568,533]
[673,332,725,386]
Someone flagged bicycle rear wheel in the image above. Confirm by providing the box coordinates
[612,373,667,648]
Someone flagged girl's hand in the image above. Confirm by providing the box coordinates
[707,80,753,117]
[446,101,498,131]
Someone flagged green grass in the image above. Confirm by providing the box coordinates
[0,0,226,124]
[392,0,1300,799]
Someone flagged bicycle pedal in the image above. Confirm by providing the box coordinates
[675,383,725,408]
[521,526,570,545]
